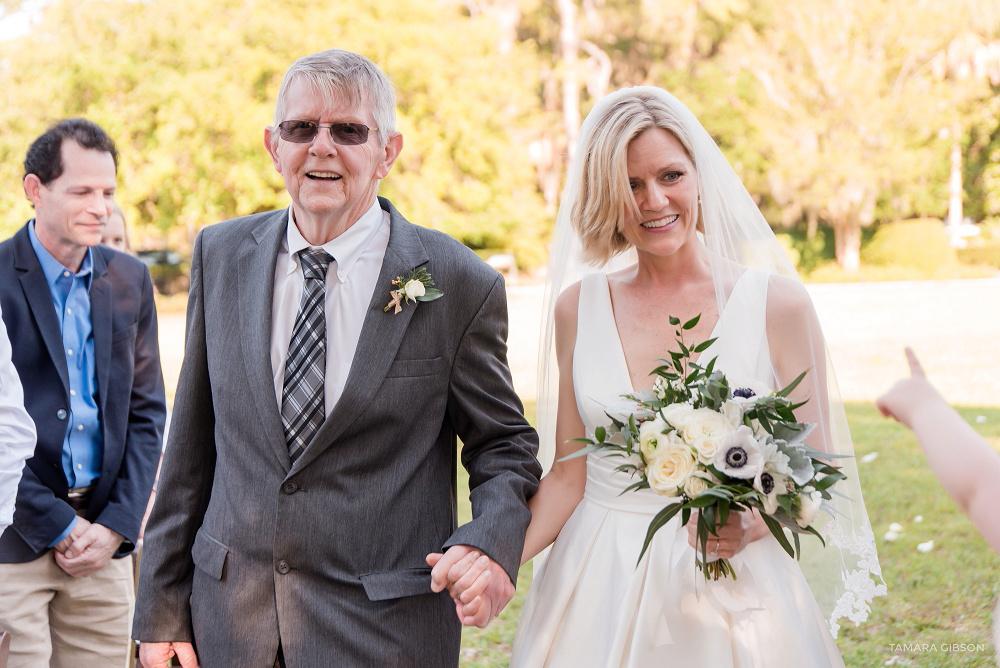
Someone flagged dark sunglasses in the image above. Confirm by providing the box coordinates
[277,120,375,146]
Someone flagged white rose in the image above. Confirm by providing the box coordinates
[796,489,823,528]
[678,408,732,464]
[403,279,426,302]
[682,473,711,498]
[689,434,723,466]
[638,418,669,460]
[714,425,764,479]
[660,403,693,430]
[647,446,696,496]
[720,400,744,427]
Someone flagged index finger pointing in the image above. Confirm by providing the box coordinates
[904,347,926,379]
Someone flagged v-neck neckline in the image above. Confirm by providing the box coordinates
[603,271,744,394]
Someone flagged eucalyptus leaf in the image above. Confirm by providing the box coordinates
[637,502,684,565]
[557,444,603,461]
[761,513,795,558]
[776,370,808,398]
[682,314,701,330]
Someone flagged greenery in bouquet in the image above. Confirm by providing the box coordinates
[563,315,847,580]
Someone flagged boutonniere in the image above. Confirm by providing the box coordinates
[384,267,444,314]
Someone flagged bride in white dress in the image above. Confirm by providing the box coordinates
[510,88,886,667]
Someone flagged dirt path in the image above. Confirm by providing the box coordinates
[157,277,1000,407]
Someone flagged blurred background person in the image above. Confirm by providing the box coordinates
[101,202,130,253]
[0,302,36,538]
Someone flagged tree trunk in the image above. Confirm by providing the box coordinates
[833,218,861,273]
[806,208,819,241]
[558,0,580,161]
[947,124,963,233]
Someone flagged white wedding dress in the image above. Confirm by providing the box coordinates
[510,271,845,667]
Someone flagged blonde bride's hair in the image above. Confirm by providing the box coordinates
[572,91,701,264]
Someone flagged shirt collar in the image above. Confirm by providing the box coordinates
[284,199,385,281]
[27,219,93,288]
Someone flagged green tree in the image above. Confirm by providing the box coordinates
[0,0,549,265]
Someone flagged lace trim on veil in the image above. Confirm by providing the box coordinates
[822,520,888,638]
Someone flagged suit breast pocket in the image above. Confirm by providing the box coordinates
[384,357,443,379]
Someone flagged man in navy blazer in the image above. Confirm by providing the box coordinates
[0,119,166,667]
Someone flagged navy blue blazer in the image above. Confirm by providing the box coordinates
[0,223,166,563]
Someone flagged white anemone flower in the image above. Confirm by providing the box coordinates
[714,425,764,479]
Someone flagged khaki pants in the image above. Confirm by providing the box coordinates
[0,551,134,668]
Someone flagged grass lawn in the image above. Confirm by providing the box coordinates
[456,402,1000,667]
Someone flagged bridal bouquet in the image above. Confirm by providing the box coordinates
[565,315,846,580]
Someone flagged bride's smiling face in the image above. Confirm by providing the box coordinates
[621,126,700,258]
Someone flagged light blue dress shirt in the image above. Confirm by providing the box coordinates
[28,221,103,545]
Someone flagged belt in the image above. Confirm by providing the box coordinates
[66,485,94,514]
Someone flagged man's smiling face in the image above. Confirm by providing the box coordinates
[265,77,393,236]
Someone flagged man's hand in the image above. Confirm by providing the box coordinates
[139,641,200,668]
[426,545,515,628]
[52,515,90,555]
[53,519,123,577]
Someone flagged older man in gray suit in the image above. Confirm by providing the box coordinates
[133,49,541,667]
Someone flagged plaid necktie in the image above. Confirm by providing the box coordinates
[281,248,333,462]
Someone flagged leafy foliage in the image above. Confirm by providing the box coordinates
[861,218,958,270]
[2,0,1000,274]
[0,0,548,262]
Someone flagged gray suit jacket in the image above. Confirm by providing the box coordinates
[133,198,540,667]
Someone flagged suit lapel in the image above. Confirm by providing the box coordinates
[90,250,112,424]
[12,227,70,395]
[290,199,429,474]
[238,211,292,469]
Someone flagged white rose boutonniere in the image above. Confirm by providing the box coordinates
[384,267,443,314]
[403,279,426,301]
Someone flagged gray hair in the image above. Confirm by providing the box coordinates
[271,49,396,148]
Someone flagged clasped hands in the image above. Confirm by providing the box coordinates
[426,545,514,628]
[52,516,123,577]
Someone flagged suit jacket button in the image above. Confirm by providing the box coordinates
[282,481,298,494]
[276,560,291,574]
[56,409,67,420]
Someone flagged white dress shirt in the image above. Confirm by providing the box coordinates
[271,199,390,416]
[0,301,38,535]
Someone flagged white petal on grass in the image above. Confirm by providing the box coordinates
[860,452,878,463]
[888,522,903,533]
[913,515,924,523]
[917,540,934,553]
[975,415,987,424]
[884,531,899,542]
